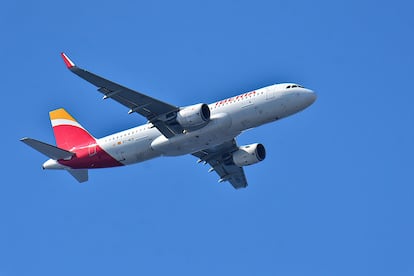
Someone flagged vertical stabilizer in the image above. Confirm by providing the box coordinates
[49,108,96,150]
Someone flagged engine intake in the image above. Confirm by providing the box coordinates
[232,143,266,167]
[176,103,211,131]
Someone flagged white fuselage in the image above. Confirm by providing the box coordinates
[96,83,316,165]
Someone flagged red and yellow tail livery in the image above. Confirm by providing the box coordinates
[49,108,122,170]
[50,108,96,151]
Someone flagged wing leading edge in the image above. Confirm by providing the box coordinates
[60,53,182,138]
[193,139,248,189]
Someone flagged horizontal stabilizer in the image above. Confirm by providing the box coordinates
[67,169,88,183]
[20,137,74,160]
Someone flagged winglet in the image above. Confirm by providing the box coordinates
[61,52,75,68]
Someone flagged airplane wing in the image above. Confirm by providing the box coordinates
[192,139,248,189]
[60,53,182,138]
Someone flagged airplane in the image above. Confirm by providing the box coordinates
[21,53,316,189]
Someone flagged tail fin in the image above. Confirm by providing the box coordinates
[49,108,96,150]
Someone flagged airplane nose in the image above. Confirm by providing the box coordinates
[300,88,316,105]
[307,90,317,104]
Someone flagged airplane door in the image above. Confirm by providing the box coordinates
[117,151,126,161]
[266,87,275,100]
[88,143,97,156]
[240,98,258,128]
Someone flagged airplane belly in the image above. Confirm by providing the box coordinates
[120,141,160,165]
[151,113,236,156]
[100,131,161,165]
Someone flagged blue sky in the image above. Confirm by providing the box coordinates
[1,0,413,275]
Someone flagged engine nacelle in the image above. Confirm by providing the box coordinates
[232,143,266,167]
[176,103,210,131]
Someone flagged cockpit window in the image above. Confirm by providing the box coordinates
[286,84,304,89]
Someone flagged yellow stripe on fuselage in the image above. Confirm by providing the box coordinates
[49,108,77,122]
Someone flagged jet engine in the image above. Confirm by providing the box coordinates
[232,143,266,167]
[176,103,211,130]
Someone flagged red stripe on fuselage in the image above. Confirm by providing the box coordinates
[53,125,123,169]
[58,143,123,169]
